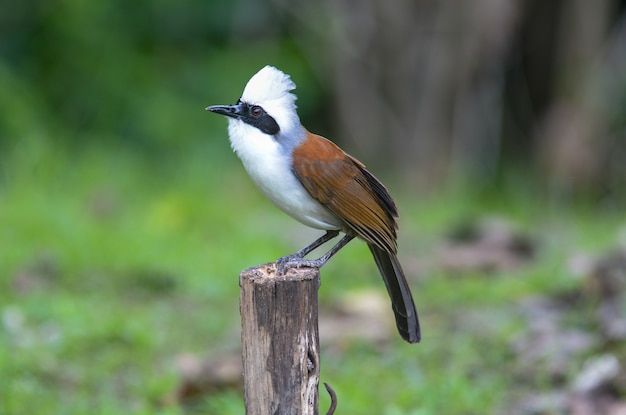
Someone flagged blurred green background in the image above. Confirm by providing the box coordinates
[2,1,626,414]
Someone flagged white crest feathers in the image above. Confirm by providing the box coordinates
[241,66,297,106]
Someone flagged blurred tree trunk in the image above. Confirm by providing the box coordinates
[534,0,613,194]
[273,0,624,193]
[275,0,521,188]
[327,0,521,188]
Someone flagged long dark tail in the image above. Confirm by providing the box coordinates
[368,244,420,343]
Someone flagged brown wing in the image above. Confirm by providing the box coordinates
[292,131,399,253]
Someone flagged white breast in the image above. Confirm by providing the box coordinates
[227,120,343,230]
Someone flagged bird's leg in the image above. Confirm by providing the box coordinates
[276,232,355,274]
[295,230,341,258]
[276,230,339,274]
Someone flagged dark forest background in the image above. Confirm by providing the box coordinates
[2,0,625,196]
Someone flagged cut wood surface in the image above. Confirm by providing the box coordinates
[240,264,321,415]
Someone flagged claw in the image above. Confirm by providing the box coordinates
[276,254,302,275]
[275,256,323,275]
[273,231,349,275]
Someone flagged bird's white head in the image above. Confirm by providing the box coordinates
[207,66,303,142]
[241,66,297,111]
[239,65,302,139]
[207,66,307,189]
[207,66,305,152]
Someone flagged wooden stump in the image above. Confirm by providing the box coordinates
[239,264,321,415]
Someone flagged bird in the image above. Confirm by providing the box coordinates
[206,65,420,343]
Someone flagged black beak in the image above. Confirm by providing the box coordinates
[206,104,244,119]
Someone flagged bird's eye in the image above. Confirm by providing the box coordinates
[251,106,263,117]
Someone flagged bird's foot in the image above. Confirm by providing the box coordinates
[275,255,323,275]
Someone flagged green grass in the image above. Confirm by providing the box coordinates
[1,144,624,414]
